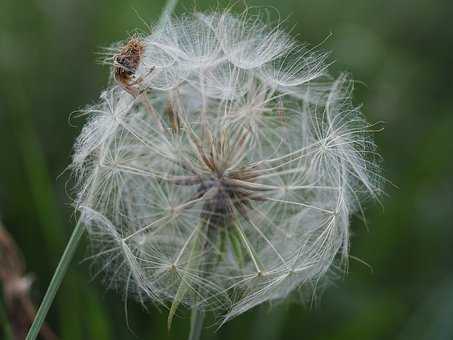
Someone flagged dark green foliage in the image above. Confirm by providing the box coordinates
[0,0,452,339]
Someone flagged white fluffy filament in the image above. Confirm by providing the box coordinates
[73,10,382,324]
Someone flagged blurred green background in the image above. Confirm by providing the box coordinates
[1,0,452,339]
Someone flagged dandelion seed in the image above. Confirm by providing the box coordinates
[73,9,382,326]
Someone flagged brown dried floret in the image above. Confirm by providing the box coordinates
[113,36,145,87]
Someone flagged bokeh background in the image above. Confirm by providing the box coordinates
[1,0,452,339]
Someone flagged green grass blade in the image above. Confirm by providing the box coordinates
[26,220,85,340]
[7,86,85,340]
[188,307,205,340]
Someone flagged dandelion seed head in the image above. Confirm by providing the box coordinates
[72,10,382,323]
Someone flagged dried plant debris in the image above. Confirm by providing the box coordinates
[0,224,58,340]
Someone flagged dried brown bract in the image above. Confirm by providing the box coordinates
[113,36,145,90]
[0,225,58,340]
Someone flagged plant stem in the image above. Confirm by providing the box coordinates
[158,0,179,27]
[26,220,85,340]
[188,307,205,340]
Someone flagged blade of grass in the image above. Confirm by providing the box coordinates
[8,87,85,340]
[25,219,85,340]
[188,308,205,340]
[157,0,179,28]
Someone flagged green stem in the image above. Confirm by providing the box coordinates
[158,0,179,27]
[26,220,85,340]
[188,307,205,340]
